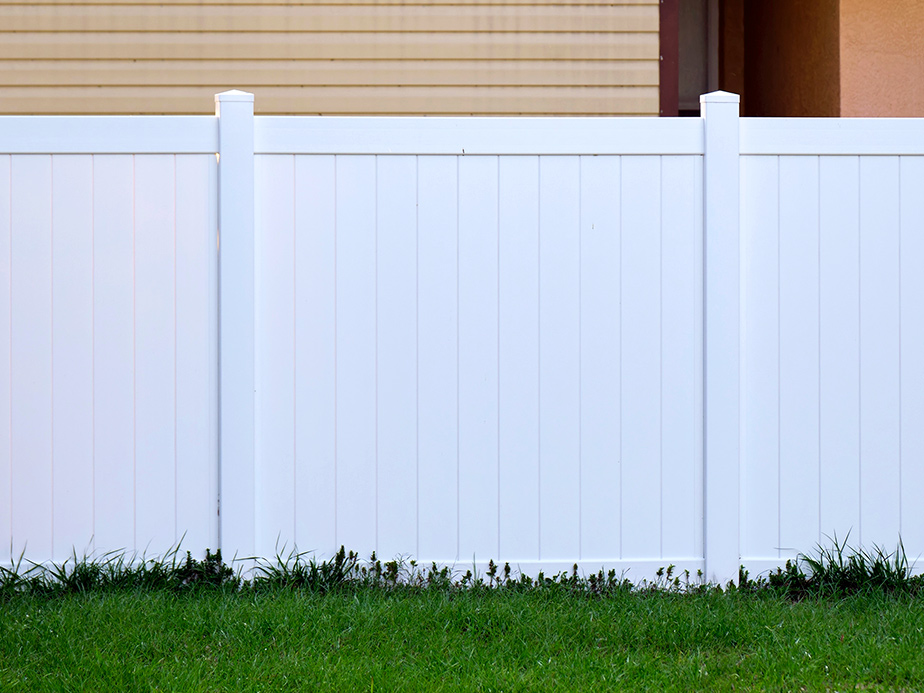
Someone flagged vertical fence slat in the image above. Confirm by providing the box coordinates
[693,156,705,562]
[498,156,540,561]
[581,156,622,559]
[255,154,296,558]
[579,154,621,562]
[294,155,337,553]
[417,156,459,562]
[818,156,861,544]
[778,156,820,557]
[335,155,378,557]
[176,155,217,553]
[458,155,500,561]
[0,156,10,563]
[93,155,135,555]
[11,155,53,562]
[538,156,581,561]
[740,155,780,561]
[660,155,701,560]
[134,154,177,553]
[207,155,220,552]
[900,156,924,552]
[51,155,94,561]
[620,155,662,560]
[376,155,418,559]
[859,156,901,547]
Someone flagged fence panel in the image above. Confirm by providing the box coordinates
[1,148,218,564]
[739,132,924,569]
[252,125,705,574]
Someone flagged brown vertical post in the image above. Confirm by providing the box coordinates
[660,0,679,116]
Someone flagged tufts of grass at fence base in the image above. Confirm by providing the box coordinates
[2,536,922,601]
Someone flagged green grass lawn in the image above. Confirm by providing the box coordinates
[3,586,924,691]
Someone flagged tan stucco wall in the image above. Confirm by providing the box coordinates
[840,0,924,117]
[743,0,839,117]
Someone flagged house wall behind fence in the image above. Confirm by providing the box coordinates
[840,0,924,117]
[0,0,658,116]
[742,0,840,117]
[0,152,219,563]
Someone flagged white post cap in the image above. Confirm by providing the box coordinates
[215,90,255,103]
[700,91,741,105]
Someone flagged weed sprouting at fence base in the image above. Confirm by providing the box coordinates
[3,536,922,601]
[0,545,241,599]
[0,545,640,600]
[737,533,924,599]
[253,548,637,596]
[253,545,361,593]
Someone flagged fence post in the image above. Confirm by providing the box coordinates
[701,91,741,586]
[215,90,256,562]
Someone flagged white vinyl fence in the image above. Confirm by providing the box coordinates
[0,119,219,563]
[738,122,924,575]
[1,92,922,584]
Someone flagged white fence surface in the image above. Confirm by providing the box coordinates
[1,92,922,584]
[738,132,924,574]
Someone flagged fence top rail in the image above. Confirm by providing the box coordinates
[741,117,924,156]
[0,116,218,154]
[254,116,704,155]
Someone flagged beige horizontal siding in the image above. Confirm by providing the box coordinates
[0,5,657,32]
[1,33,657,61]
[0,0,656,5]
[0,85,658,115]
[0,1,659,115]
[0,60,658,87]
